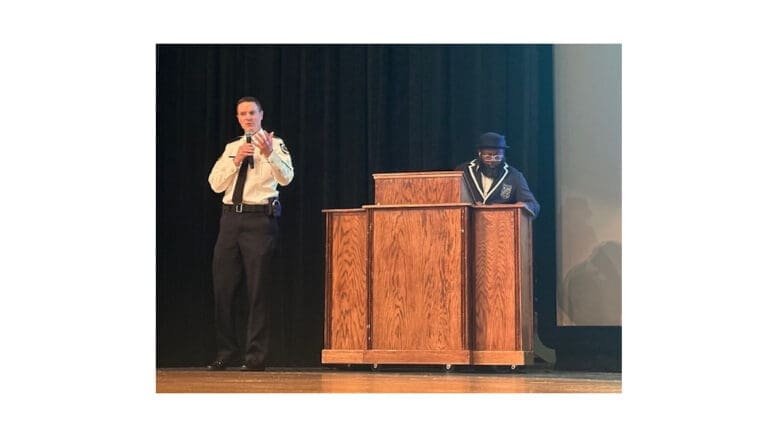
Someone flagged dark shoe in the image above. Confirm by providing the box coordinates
[206,359,229,371]
[240,360,266,371]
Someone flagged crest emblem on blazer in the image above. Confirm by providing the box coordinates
[500,183,513,200]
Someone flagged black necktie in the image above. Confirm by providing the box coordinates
[231,160,249,205]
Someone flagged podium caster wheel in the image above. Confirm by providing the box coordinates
[511,365,525,373]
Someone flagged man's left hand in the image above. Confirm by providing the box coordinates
[254,131,274,157]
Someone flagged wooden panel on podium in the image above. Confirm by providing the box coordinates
[470,204,534,365]
[373,171,468,205]
[322,209,368,364]
[366,204,470,364]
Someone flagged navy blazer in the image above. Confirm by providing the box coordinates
[456,159,540,218]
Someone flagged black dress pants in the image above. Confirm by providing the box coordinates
[212,209,278,364]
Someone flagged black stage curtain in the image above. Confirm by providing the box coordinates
[156,45,556,367]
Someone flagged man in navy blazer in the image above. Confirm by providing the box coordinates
[456,132,540,217]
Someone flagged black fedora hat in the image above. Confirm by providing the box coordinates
[475,132,509,149]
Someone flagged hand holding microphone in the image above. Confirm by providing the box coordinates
[232,133,255,167]
[234,130,273,167]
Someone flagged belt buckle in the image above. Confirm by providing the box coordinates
[235,204,243,213]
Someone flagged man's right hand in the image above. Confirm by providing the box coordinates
[233,143,255,166]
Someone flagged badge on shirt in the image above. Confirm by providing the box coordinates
[500,183,513,200]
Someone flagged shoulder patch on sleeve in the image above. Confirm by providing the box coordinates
[279,141,290,155]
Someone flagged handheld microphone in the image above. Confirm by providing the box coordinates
[244,131,255,169]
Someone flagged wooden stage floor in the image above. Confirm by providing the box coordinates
[157,366,621,393]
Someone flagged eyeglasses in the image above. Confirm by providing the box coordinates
[479,152,504,160]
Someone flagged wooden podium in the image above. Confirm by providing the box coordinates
[322,171,534,367]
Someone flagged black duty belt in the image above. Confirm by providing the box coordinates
[223,197,280,216]
[223,204,267,213]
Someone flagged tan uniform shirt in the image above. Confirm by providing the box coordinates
[208,130,294,204]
